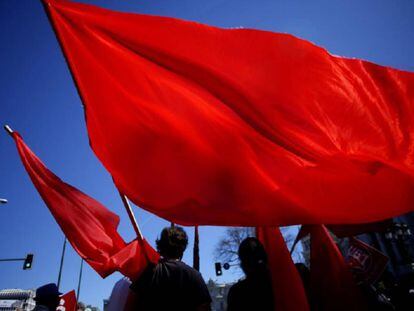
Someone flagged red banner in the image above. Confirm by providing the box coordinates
[346,238,389,284]
[57,291,77,311]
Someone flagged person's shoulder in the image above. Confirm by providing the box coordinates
[171,259,191,268]
[229,278,248,294]
[232,278,248,287]
[227,279,248,309]
[167,260,198,273]
[175,261,205,278]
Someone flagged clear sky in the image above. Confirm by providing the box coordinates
[1,0,413,309]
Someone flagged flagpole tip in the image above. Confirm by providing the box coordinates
[4,125,14,136]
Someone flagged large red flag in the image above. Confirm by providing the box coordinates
[11,131,159,279]
[44,0,414,226]
[256,227,309,311]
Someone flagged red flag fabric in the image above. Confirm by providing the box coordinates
[12,131,159,278]
[56,290,77,311]
[256,227,309,311]
[308,225,367,311]
[44,0,414,226]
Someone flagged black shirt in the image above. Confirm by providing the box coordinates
[227,274,274,311]
[130,259,211,311]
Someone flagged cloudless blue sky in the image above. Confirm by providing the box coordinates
[1,0,413,308]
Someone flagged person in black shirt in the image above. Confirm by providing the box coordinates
[130,226,212,311]
[227,237,274,311]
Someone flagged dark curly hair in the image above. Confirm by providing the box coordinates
[156,226,188,259]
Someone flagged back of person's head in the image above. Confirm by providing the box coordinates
[35,283,61,310]
[156,226,188,259]
[238,237,268,277]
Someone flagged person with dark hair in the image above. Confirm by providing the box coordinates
[227,237,274,311]
[33,283,61,311]
[130,226,211,310]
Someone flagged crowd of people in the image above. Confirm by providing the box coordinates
[32,226,413,311]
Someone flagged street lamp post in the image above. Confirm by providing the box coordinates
[0,198,8,204]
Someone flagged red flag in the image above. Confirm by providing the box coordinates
[57,290,77,311]
[44,0,414,226]
[12,131,159,278]
[256,227,309,311]
[308,225,367,311]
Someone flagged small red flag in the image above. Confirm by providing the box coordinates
[256,227,309,311]
[347,237,389,284]
[308,225,367,311]
[56,290,77,311]
[12,132,159,279]
[43,0,414,226]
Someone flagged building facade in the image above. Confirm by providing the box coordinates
[0,289,35,311]
[206,279,234,311]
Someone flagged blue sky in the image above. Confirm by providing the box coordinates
[1,0,413,308]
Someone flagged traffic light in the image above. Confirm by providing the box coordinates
[223,262,230,270]
[215,262,222,276]
[23,254,33,270]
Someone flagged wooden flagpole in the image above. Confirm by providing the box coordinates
[118,191,143,241]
